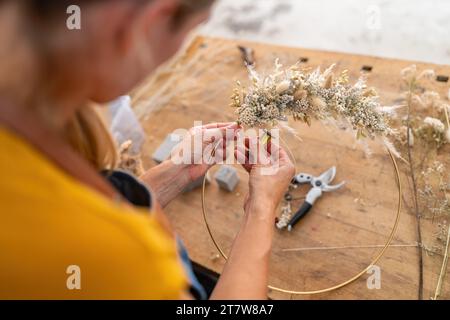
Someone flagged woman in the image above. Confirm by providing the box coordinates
[0,0,294,299]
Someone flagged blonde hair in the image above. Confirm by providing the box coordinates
[65,105,118,171]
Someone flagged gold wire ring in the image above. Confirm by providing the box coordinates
[201,148,402,296]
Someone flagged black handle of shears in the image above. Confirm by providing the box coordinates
[287,202,313,231]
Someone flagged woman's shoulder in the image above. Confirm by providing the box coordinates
[0,127,187,299]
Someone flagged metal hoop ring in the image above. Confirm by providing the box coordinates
[201,148,402,296]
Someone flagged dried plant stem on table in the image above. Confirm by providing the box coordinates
[405,76,424,300]
[395,65,450,299]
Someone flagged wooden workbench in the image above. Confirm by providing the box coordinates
[132,36,450,300]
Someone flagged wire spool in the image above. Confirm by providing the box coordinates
[201,145,402,296]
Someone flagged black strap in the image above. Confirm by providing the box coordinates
[101,170,152,208]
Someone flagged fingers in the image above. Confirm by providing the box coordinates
[234,147,253,173]
[186,123,292,169]
[214,137,228,163]
[265,140,281,158]
[202,122,231,129]
[202,123,240,145]
[190,123,238,137]
[243,135,275,158]
[234,135,266,170]
[194,123,240,141]
[202,122,239,130]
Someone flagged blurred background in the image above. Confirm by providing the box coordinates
[200,0,450,65]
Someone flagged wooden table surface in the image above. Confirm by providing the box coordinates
[132,36,450,300]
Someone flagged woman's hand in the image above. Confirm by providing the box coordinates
[212,135,295,300]
[141,122,239,208]
[234,136,295,217]
[174,122,240,182]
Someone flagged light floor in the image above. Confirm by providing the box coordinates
[200,0,450,65]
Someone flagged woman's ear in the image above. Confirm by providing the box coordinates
[112,0,178,58]
[132,0,189,66]
[140,0,179,36]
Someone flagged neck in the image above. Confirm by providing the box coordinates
[0,97,118,200]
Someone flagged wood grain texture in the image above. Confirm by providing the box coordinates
[132,36,450,300]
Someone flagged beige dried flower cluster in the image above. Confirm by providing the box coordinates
[231,60,395,140]
[398,65,450,149]
[276,201,292,229]
[397,66,450,298]
[424,117,446,133]
[398,65,450,222]
[417,117,448,149]
[118,140,144,177]
[419,161,449,220]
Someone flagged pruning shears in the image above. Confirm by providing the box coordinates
[287,167,346,231]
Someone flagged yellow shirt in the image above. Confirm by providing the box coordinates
[0,128,186,299]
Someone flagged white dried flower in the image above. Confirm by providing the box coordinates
[276,80,291,94]
[276,202,292,229]
[411,94,425,110]
[423,117,445,133]
[232,60,393,140]
[401,65,417,83]
[377,105,403,116]
[418,69,435,81]
[422,91,441,109]
[438,103,450,114]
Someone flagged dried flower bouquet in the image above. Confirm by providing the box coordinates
[231,60,398,147]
